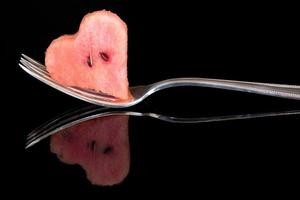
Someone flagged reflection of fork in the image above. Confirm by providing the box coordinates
[19,54,300,108]
[25,105,300,149]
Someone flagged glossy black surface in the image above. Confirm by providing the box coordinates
[4,0,300,197]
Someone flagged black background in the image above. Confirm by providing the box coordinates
[3,0,300,197]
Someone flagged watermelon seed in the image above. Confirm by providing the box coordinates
[100,52,109,62]
[88,140,96,150]
[87,56,92,67]
[103,146,113,154]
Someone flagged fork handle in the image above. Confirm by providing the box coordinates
[150,78,300,100]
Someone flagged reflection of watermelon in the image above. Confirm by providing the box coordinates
[45,10,130,100]
[50,115,130,186]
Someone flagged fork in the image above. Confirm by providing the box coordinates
[25,104,300,149]
[19,54,300,108]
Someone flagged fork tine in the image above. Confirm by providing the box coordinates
[20,58,48,75]
[19,61,53,84]
[25,105,110,149]
[25,114,78,145]
[26,131,54,149]
[70,87,118,101]
[26,124,53,140]
[25,119,70,148]
[26,105,100,140]
[26,128,57,148]
[20,58,84,94]
[26,114,65,140]
[20,61,116,105]
[21,54,46,69]
[19,55,118,102]
[19,60,86,103]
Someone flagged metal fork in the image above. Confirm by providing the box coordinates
[25,105,300,149]
[19,54,300,108]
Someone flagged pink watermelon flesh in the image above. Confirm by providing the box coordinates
[45,10,131,100]
[50,115,130,186]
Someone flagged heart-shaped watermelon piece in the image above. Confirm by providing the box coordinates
[50,115,130,186]
[45,10,130,100]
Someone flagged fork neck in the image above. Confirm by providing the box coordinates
[149,77,300,101]
[150,78,212,91]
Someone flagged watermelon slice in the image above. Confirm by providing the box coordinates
[45,10,131,100]
[50,115,130,186]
